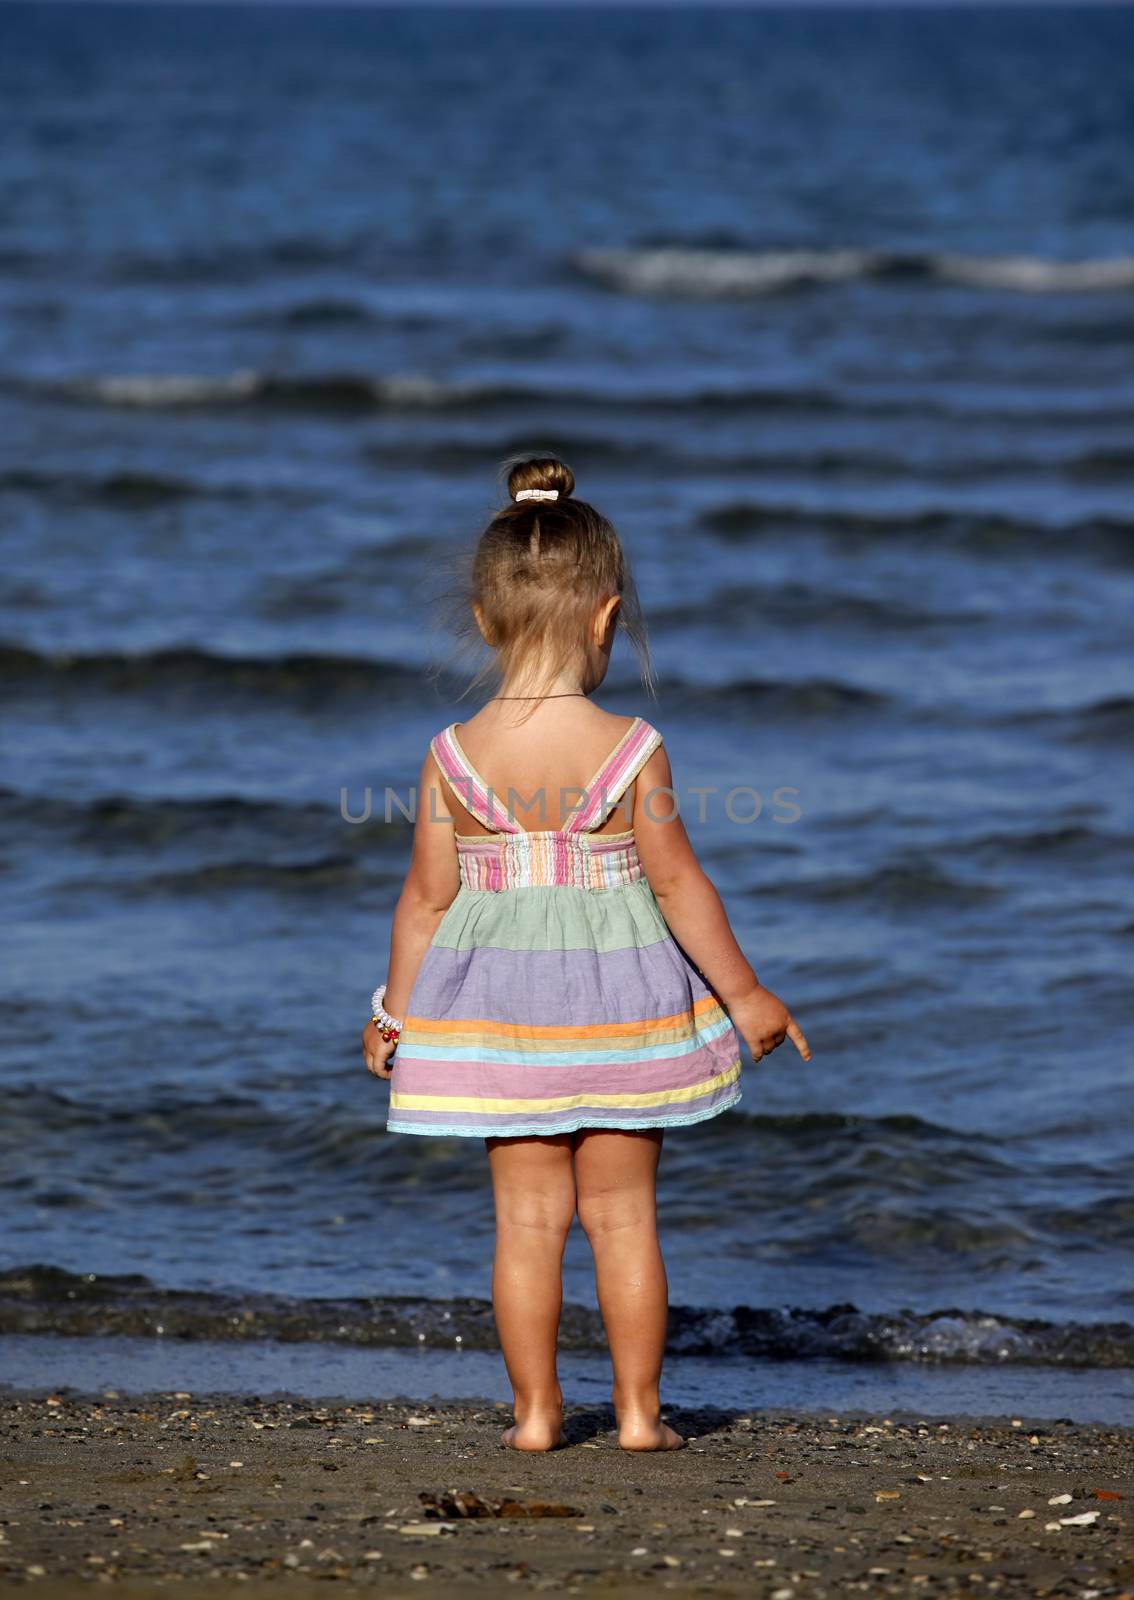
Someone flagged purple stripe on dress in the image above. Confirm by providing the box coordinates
[405,941,717,1027]
[391,1039,737,1101]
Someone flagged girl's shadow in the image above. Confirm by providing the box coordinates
[561,1403,740,1446]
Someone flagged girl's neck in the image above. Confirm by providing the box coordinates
[495,672,587,700]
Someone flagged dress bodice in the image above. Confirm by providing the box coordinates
[429,717,663,891]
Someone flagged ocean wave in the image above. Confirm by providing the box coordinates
[651,584,977,633]
[998,695,1134,747]
[63,854,377,900]
[0,641,421,702]
[761,858,999,908]
[47,370,538,413]
[0,785,362,848]
[361,435,1134,487]
[574,245,1134,298]
[0,639,890,719]
[105,233,374,285]
[963,823,1134,865]
[0,466,309,507]
[15,368,1134,428]
[236,296,428,330]
[3,1266,1131,1368]
[1069,448,1134,479]
[699,498,1134,558]
[0,1092,1037,1224]
[663,673,890,718]
[26,368,865,418]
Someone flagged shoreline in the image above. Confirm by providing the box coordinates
[1,1389,1130,1596]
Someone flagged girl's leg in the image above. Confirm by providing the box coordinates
[573,1128,683,1451]
[485,1133,576,1451]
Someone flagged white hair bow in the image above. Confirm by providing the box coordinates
[514,489,559,502]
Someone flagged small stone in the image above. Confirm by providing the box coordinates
[1018,1509,1036,1519]
[1060,1511,1098,1527]
[1044,1521,1062,1532]
[363,1551,383,1561]
[631,1546,648,1556]
[1048,1494,1073,1505]
[662,1555,681,1568]
[725,1528,744,1538]
[875,1490,901,1502]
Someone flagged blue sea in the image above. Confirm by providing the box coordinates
[1,2,1133,1425]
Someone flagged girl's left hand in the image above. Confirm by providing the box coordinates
[361,1019,398,1080]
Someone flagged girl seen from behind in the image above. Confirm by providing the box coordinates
[362,455,811,1452]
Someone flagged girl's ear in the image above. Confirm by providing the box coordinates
[593,593,621,647]
[472,600,494,645]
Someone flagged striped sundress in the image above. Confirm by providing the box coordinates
[386,716,743,1139]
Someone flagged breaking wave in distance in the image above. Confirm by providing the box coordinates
[575,246,1134,297]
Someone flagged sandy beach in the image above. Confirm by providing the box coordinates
[1,1390,1130,1597]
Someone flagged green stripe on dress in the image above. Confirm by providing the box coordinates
[431,875,673,953]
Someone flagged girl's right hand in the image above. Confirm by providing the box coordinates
[728,985,811,1064]
[361,1019,398,1080]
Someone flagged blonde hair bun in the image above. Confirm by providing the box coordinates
[504,455,575,504]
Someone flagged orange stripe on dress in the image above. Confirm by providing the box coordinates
[403,993,725,1040]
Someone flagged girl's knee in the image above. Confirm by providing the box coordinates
[496,1188,577,1236]
[576,1189,655,1241]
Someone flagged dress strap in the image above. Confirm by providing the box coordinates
[430,724,521,835]
[567,717,663,833]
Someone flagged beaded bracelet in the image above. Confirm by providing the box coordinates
[370,983,403,1044]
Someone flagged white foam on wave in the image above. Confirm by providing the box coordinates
[56,370,482,410]
[70,370,263,406]
[576,245,1134,296]
[576,246,880,297]
[933,254,1134,291]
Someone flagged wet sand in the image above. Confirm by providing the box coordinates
[1,1390,1131,1597]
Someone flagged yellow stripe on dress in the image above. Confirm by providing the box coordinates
[389,1060,741,1116]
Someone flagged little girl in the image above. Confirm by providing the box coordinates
[361,455,810,1453]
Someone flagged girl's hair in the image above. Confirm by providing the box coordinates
[432,453,656,710]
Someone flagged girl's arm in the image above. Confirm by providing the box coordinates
[633,742,811,1064]
[362,746,460,1081]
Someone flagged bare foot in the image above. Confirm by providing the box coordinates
[501,1416,566,1452]
[617,1417,685,1452]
